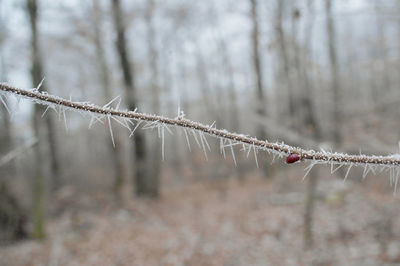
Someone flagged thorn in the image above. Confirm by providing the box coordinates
[302,162,316,181]
[394,169,400,195]
[331,164,343,174]
[41,105,51,118]
[201,133,211,151]
[0,95,11,115]
[271,153,277,165]
[164,124,173,135]
[183,129,191,152]
[36,77,45,91]
[343,164,353,183]
[89,115,104,129]
[253,144,259,168]
[362,165,369,179]
[220,138,226,158]
[103,95,120,109]
[107,115,115,148]
[111,116,131,131]
[229,140,237,166]
[116,97,122,110]
[161,126,165,161]
[246,144,252,158]
[129,121,142,138]
[199,132,208,161]
[63,109,68,131]
[191,129,201,148]
[126,119,135,127]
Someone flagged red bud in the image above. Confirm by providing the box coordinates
[286,153,300,164]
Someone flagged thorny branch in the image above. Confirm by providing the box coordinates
[0,82,399,172]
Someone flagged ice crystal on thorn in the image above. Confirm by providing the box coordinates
[303,161,316,181]
[129,121,142,138]
[0,95,11,115]
[199,132,208,161]
[41,105,51,118]
[343,164,353,183]
[107,115,115,148]
[253,144,259,168]
[229,140,237,166]
[62,109,68,131]
[183,129,191,152]
[220,138,226,158]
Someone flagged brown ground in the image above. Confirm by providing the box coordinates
[1,166,400,266]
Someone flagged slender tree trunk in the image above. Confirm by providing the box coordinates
[326,0,342,146]
[32,113,45,239]
[111,0,156,197]
[218,37,239,132]
[177,46,189,115]
[27,0,61,193]
[250,0,266,140]
[195,44,223,128]
[249,0,272,178]
[28,0,62,238]
[91,1,124,199]
[275,0,296,126]
[304,170,318,248]
[0,99,12,175]
[208,2,240,132]
[292,3,321,140]
[145,0,161,198]
[291,1,321,249]
[373,1,391,111]
[0,7,28,240]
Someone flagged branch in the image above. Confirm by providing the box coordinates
[0,138,38,168]
[0,82,399,170]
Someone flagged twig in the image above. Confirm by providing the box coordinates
[0,138,38,168]
[0,83,399,169]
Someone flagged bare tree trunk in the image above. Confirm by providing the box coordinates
[194,44,223,128]
[91,1,124,199]
[0,99,12,176]
[145,0,161,198]
[27,0,63,238]
[0,7,28,240]
[304,170,318,248]
[292,3,321,140]
[111,0,156,197]
[0,76,27,243]
[27,0,61,193]
[373,1,391,111]
[275,0,296,126]
[218,36,240,132]
[291,1,321,249]
[208,2,240,132]
[249,0,271,178]
[177,47,189,115]
[326,0,342,146]
[32,117,45,239]
[250,0,266,140]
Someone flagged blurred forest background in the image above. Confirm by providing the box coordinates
[1,0,400,265]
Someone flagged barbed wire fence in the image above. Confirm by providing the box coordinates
[0,82,399,192]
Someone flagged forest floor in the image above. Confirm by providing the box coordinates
[1,164,400,266]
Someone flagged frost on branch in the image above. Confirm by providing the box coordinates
[0,82,400,191]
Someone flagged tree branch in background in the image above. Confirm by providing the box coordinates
[0,138,38,168]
